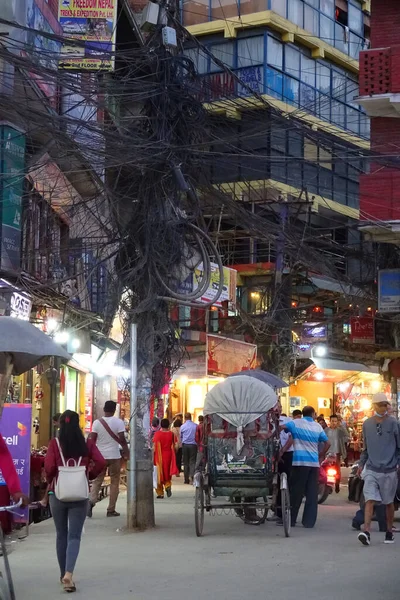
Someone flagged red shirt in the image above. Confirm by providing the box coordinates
[0,435,21,496]
[45,438,106,486]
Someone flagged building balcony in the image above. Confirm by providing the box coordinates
[359,170,400,241]
[358,46,400,117]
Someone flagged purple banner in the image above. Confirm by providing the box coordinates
[0,404,32,523]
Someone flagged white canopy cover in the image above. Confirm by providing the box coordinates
[204,375,278,452]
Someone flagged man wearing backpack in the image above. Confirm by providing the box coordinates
[88,401,129,517]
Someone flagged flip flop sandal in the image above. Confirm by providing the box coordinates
[62,578,76,593]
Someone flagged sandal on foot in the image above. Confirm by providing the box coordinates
[62,577,76,593]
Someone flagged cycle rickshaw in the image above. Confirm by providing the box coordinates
[194,374,291,537]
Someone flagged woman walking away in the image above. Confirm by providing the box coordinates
[153,419,179,498]
[45,410,105,593]
[171,418,182,475]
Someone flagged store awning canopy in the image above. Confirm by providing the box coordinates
[309,275,363,297]
[295,357,379,383]
[312,358,378,374]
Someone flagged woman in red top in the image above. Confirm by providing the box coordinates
[153,419,178,499]
[45,410,105,593]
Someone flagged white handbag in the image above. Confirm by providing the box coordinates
[55,439,89,502]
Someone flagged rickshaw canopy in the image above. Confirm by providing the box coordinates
[204,376,278,452]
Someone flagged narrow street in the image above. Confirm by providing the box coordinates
[10,479,398,599]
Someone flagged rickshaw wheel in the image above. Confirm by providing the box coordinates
[195,486,205,537]
[280,473,291,538]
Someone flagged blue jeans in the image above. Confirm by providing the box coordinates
[49,495,88,576]
[352,504,387,532]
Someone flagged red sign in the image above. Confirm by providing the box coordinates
[350,317,375,344]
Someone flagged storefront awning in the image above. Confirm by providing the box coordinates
[309,275,363,297]
[312,358,378,374]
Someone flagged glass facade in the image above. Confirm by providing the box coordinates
[186,32,369,138]
[206,116,364,210]
[182,0,367,61]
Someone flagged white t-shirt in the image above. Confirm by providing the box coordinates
[92,416,125,460]
[279,416,293,452]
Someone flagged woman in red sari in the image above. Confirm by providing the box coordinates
[153,419,179,498]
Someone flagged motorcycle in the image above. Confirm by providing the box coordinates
[318,455,340,504]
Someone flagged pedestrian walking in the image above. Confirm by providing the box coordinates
[88,401,129,517]
[357,393,400,546]
[45,410,106,593]
[325,414,347,492]
[180,412,198,484]
[149,417,161,447]
[283,406,330,528]
[195,415,205,470]
[171,418,182,475]
[153,419,179,498]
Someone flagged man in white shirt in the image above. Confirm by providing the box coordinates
[88,401,128,517]
[276,414,294,522]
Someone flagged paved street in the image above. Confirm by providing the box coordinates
[9,479,399,599]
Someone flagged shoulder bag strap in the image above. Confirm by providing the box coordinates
[56,438,80,467]
[55,438,66,467]
[100,418,121,444]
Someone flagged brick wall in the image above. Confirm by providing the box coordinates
[360,171,400,221]
[371,0,400,48]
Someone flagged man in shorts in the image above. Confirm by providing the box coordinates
[357,393,400,546]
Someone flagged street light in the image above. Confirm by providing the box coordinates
[54,330,70,344]
[314,345,327,357]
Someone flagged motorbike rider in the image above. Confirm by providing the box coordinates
[325,414,348,493]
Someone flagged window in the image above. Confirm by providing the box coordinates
[348,1,363,35]
[317,92,330,121]
[320,0,334,17]
[285,46,300,78]
[316,63,330,94]
[346,106,360,134]
[349,32,363,59]
[266,68,283,98]
[319,147,332,170]
[346,78,359,107]
[237,37,264,67]
[304,5,319,36]
[283,76,300,105]
[270,0,286,16]
[334,22,348,54]
[332,69,346,99]
[267,36,283,69]
[288,0,303,28]
[185,48,207,74]
[331,100,345,128]
[210,43,235,71]
[288,131,303,157]
[320,14,334,44]
[300,84,315,111]
[301,55,315,87]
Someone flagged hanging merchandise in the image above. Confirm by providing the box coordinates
[60,368,66,395]
[34,383,44,410]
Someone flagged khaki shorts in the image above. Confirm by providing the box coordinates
[363,470,398,505]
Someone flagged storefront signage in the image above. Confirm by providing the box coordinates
[350,317,375,344]
[0,126,25,273]
[10,292,32,320]
[207,334,257,377]
[301,322,327,343]
[177,353,207,379]
[378,269,400,313]
[179,264,237,309]
[237,66,264,97]
[0,404,32,523]
[198,72,236,102]
[58,0,118,71]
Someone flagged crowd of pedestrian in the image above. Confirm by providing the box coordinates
[277,394,400,545]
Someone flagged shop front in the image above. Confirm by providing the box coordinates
[171,334,257,418]
[291,356,384,462]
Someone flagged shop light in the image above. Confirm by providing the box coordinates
[314,345,327,357]
[180,375,188,384]
[361,398,371,411]
[70,338,81,351]
[315,372,324,381]
[47,318,59,333]
[54,330,70,344]
[371,380,381,392]
[112,365,131,379]
[338,382,350,392]
[251,292,260,299]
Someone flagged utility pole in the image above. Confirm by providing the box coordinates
[127,323,137,530]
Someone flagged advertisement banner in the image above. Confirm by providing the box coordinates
[378,270,400,313]
[207,334,257,377]
[301,322,327,343]
[350,317,375,344]
[194,263,237,308]
[58,0,118,71]
[0,404,32,523]
[0,126,26,273]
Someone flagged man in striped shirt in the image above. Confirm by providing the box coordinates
[284,406,330,528]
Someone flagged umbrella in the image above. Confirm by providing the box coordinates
[0,318,71,416]
[229,369,288,389]
[0,317,71,375]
